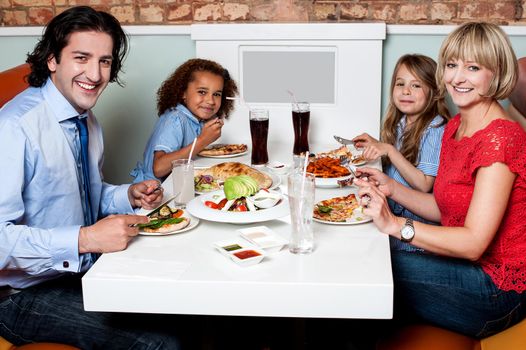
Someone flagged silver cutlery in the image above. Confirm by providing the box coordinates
[333,135,355,145]
[145,193,180,217]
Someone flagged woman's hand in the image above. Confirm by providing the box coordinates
[355,167,396,198]
[354,178,402,236]
[352,133,393,161]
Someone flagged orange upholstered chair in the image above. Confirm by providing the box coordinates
[508,57,526,130]
[0,63,31,108]
[0,63,80,350]
[377,318,526,350]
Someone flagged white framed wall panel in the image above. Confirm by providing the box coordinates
[192,23,386,158]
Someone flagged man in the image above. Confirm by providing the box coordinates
[0,6,184,349]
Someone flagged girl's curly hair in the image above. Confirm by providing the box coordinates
[157,58,238,118]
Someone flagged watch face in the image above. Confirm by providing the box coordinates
[401,225,415,240]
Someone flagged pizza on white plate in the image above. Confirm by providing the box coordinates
[313,194,361,222]
[139,206,190,233]
[198,144,248,157]
[316,145,366,165]
[139,217,190,233]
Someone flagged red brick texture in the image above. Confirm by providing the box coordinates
[1,0,525,26]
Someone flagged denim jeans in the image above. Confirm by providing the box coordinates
[391,250,526,338]
[0,276,188,349]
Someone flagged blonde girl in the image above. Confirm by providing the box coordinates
[353,54,450,227]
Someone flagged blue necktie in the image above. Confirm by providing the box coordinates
[73,116,94,226]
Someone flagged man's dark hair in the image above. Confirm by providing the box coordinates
[26,6,128,87]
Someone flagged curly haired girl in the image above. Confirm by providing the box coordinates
[131,58,238,182]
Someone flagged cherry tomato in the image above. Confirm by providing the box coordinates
[217,198,228,210]
[204,201,219,209]
[235,204,248,212]
[171,209,183,218]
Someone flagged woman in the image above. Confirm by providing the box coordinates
[355,22,526,338]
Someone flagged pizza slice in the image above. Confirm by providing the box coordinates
[313,194,360,222]
[198,144,248,156]
[139,217,190,234]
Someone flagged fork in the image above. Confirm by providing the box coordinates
[339,156,358,178]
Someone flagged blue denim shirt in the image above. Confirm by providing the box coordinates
[0,79,133,289]
[130,104,203,183]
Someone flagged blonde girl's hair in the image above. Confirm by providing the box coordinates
[381,54,450,167]
[436,22,518,100]
[156,58,239,118]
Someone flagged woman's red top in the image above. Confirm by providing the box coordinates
[434,115,526,292]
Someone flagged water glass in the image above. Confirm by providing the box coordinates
[249,109,269,166]
[292,102,310,156]
[172,159,194,205]
[287,170,315,254]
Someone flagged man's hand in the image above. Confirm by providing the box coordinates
[128,180,163,209]
[78,214,149,253]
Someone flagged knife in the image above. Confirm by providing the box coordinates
[145,194,179,217]
[333,135,355,145]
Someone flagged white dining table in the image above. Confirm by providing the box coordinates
[82,142,393,319]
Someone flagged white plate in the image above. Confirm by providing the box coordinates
[313,215,372,225]
[198,144,248,158]
[314,175,352,188]
[351,159,368,167]
[139,212,200,236]
[265,171,281,190]
[187,190,289,224]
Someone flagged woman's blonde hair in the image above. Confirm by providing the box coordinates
[436,22,517,100]
[381,54,450,167]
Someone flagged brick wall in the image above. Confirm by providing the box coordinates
[1,0,525,26]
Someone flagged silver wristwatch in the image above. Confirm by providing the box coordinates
[400,218,415,243]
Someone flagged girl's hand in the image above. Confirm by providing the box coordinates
[199,117,224,145]
[355,167,396,198]
[355,178,401,236]
[352,133,392,161]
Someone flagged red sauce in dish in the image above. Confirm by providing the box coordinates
[234,250,261,260]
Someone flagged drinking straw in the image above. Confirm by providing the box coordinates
[226,96,250,111]
[287,90,299,110]
[300,150,310,204]
[187,137,197,165]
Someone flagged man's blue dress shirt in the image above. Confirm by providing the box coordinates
[0,79,134,288]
